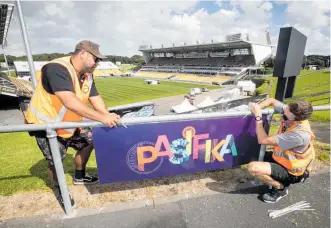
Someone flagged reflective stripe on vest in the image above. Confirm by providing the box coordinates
[288,166,306,174]
[272,120,315,176]
[27,57,93,135]
[28,103,75,133]
[273,151,297,160]
[27,72,93,134]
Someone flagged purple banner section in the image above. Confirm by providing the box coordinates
[92,116,265,184]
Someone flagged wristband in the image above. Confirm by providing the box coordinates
[255,116,262,121]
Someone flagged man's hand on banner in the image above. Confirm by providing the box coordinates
[248,102,262,117]
[101,113,121,128]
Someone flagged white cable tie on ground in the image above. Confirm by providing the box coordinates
[268,201,307,212]
[271,208,315,219]
[270,205,312,217]
[268,201,307,216]
[268,201,314,219]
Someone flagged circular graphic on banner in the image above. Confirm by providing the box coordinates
[126,141,163,175]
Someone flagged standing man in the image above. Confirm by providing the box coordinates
[25,40,120,208]
[247,98,315,203]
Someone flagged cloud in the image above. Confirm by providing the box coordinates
[2,0,330,57]
[285,1,329,29]
[260,1,273,11]
[280,1,330,55]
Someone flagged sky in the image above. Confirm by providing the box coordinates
[1,0,330,57]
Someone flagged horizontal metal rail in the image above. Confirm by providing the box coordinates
[1,105,329,133]
[0,104,329,217]
[0,108,276,133]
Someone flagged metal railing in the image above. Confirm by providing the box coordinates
[0,105,330,217]
[7,0,330,217]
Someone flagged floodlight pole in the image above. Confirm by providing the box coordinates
[15,0,37,89]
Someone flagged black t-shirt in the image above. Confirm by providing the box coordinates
[41,63,99,97]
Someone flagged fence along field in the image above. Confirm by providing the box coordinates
[0,70,329,196]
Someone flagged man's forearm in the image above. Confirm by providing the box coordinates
[94,103,109,115]
[249,102,278,146]
[256,121,269,144]
[258,98,280,109]
[89,95,110,115]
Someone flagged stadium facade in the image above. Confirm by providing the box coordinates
[136,33,273,85]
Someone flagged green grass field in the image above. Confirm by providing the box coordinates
[256,70,330,122]
[0,71,329,196]
[0,78,218,196]
[0,132,84,195]
[95,77,218,106]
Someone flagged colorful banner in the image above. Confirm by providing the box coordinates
[92,116,266,184]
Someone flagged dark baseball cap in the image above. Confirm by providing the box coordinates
[75,40,107,59]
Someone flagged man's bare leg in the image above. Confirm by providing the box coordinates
[46,144,94,185]
[75,144,94,170]
[73,144,99,184]
[248,161,284,189]
[255,174,284,189]
[48,165,58,186]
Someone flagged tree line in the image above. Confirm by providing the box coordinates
[0,53,145,65]
[1,53,329,69]
[264,55,330,68]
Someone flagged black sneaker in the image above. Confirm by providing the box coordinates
[55,186,77,209]
[73,173,99,185]
[262,187,288,203]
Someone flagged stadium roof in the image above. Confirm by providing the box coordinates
[0,3,14,47]
[139,40,273,53]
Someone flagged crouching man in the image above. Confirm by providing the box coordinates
[247,98,315,203]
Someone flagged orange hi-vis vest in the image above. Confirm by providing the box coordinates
[25,56,93,138]
[272,120,315,176]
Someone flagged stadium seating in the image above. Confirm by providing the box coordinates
[93,69,122,77]
[171,74,201,82]
[93,70,103,77]
[134,71,175,79]
[8,77,34,97]
[137,42,261,85]
[170,73,231,84]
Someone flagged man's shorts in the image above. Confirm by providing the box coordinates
[264,152,302,186]
[35,128,93,166]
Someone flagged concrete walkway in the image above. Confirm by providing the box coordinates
[310,122,330,144]
[0,170,329,228]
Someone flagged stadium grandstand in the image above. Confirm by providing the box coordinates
[136,33,273,85]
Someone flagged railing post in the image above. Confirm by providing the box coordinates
[258,112,274,161]
[46,128,73,216]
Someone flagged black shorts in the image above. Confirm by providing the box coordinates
[35,128,93,166]
[264,152,302,186]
